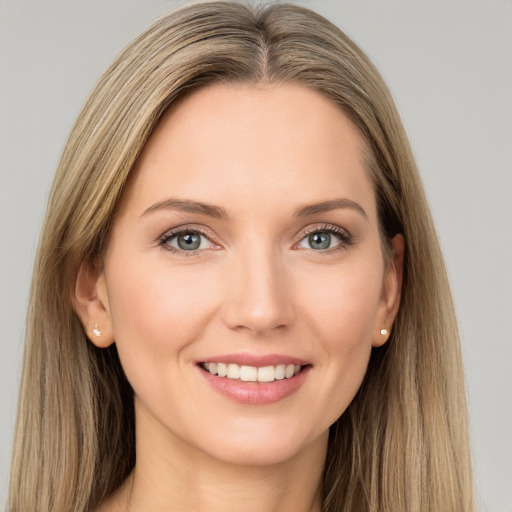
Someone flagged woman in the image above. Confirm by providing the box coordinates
[8,2,474,511]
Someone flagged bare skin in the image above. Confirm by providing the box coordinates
[96,431,325,512]
[77,83,403,512]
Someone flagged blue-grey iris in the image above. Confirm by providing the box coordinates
[308,232,331,250]
[177,232,201,250]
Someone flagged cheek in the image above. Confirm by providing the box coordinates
[298,259,383,350]
[294,258,383,419]
[104,254,219,380]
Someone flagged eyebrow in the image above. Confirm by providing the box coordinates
[294,198,368,220]
[141,196,367,220]
[141,198,228,219]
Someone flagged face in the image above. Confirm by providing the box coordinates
[76,83,402,468]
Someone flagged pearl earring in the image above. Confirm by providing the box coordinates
[92,323,102,337]
[380,328,388,336]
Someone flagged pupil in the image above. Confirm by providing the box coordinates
[309,232,330,250]
[178,233,200,250]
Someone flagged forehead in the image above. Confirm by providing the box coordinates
[117,82,377,221]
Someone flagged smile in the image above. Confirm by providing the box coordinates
[197,355,311,404]
[201,362,302,383]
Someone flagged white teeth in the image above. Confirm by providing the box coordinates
[202,362,304,382]
[227,364,240,379]
[217,363,227,377]
[257,366,275,383]
[240,365,257,382]
[275,364,285,380]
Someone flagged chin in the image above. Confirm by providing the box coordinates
[193,424,329,468]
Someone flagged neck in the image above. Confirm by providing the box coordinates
[109,406,327,512]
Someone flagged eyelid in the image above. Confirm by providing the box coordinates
[157,222,353,255]
[293,223,353,251]
[158,224,221,254]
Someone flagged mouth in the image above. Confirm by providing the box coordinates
[199,362,306,383]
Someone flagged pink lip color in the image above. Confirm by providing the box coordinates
[197,361,311,405]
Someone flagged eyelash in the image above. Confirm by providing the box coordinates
[159,226,218,256]
[296,224,353,253]
[158,224,352,256]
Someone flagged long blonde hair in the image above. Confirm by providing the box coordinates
[9,2,474,511]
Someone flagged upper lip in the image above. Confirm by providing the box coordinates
[196,352,310,367]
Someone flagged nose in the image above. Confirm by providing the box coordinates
[220,245,295,336]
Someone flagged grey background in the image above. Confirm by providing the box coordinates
[1,0,511,510]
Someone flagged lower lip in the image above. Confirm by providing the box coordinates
[198,366,311,405]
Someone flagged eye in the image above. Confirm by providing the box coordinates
[160,228,214,252]
[296,226,351,251]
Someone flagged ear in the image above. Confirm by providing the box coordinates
[72,260,114,348]
[372,234,404,347]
